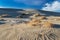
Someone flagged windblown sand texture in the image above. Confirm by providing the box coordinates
[0,14,60,40]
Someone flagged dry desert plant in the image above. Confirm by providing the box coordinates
[25,18,57,40]
[27,18,42,26]
[30,14,46,20]
[33,13,41,17]
[30,14,41,18]
[37,21,57,40]
[42,21,53,28]
[38,16,46,20]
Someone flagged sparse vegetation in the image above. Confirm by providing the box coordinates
[30,13,41,18]
[24,18,57,40]
[26,17,53,28]
[33,13,41,17]
[37,16,46,20]
[27,18,41,26]
[30,13,46,20]
[42,21,53,28]
[0,10,59,40]
[1,14,12,18]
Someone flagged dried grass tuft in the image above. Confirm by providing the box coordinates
[42,21,53,28]
[27,19,42,26]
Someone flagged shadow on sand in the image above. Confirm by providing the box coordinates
[53,24,60,28]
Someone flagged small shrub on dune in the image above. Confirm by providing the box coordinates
[30,14,41,18]
[37,21,56,40]
[42,21,53,28]
[27,19,42,26]
[1,14,11,18]
[33,13,41,17]
[39,16,46,20]
[30,14,46,20]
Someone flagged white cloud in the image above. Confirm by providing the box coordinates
[42,1,60,12]
[14,0,42,5]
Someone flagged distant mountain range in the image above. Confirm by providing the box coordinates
[0,8,60,18]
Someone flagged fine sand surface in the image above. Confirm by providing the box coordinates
[0,17,60,40]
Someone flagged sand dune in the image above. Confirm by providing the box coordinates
[0,18,60,40]
[0,10,60,40]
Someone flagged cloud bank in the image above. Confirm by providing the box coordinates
[42,1,60,12]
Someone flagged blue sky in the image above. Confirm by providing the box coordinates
[0,0,60,12]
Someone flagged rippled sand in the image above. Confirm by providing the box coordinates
[0,23,60,40]
[0,15,60,40]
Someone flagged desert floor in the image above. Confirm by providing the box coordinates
[0,17,60,40]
